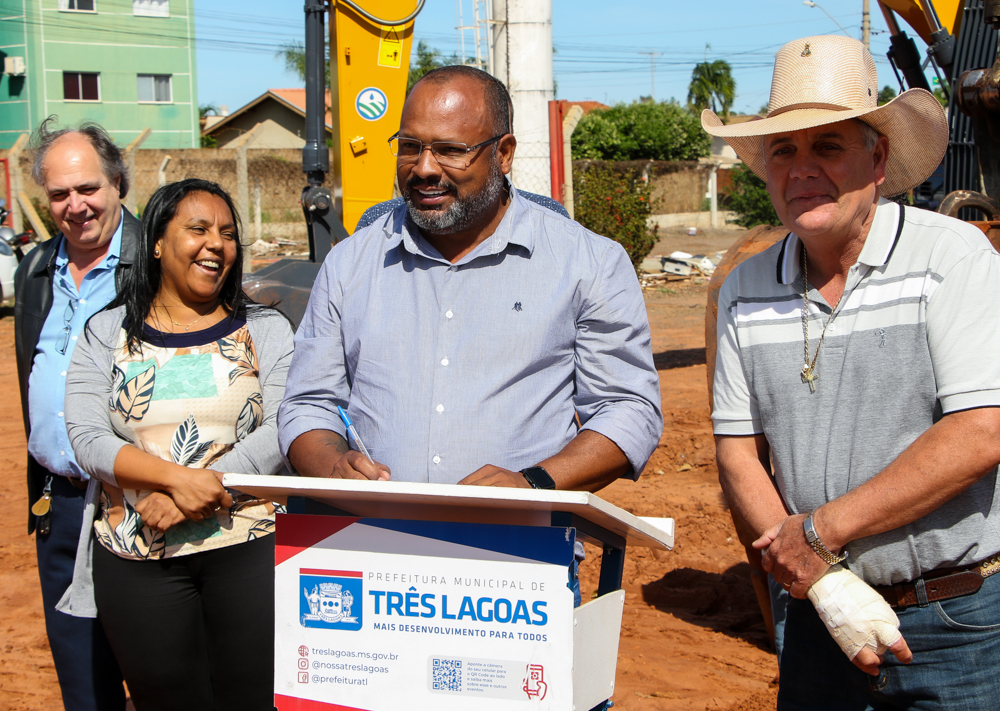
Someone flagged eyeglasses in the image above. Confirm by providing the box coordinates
[55,298,78,356]
[388,133,506,169]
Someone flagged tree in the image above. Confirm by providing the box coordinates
[199,104,219,148]
[277,41,330,87]
[571,101,710,161]
[687,60,736,122]
[878,85,897,106]
[727,164,779,228]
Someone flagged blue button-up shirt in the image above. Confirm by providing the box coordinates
[27,217,124,478]
[278,186,662,482]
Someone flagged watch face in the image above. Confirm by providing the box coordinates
[522,466,556,490]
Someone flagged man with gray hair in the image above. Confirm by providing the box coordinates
[707,35,1000,708]
[15,117,133,710]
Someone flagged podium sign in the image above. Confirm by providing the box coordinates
[274,514,578,710]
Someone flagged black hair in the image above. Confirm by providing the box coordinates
[107,178,251,354]
[415,65,513,136]
[31,115,130,198]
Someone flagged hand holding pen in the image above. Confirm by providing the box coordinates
[336,406,390,481]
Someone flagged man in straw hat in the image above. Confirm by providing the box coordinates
[708,34,1000,707]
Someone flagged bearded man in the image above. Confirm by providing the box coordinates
[278,65,661,497]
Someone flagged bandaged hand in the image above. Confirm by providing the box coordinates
[807,564,902,662]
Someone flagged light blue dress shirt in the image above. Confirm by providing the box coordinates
[27,217,124,479]
[278,186,662,482]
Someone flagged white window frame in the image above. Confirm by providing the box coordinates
[133,0,169,17]
[63,72,101,102]
[137,74,172,104]
[58,0,97,13]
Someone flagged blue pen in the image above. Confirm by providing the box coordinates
[337,406,374,463]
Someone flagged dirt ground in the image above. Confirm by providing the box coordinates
[0,227,778,710]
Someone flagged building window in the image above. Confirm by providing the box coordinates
[63,72,100,101]
[137,74,171,103]
[133,0,168,17]
[60,0,96,11]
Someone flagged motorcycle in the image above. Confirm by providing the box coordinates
[0,199,39,301]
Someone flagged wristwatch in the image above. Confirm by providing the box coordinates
[803,512,848,565]
[520,466,556,490]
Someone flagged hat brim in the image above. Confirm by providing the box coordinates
[702,89,948,197]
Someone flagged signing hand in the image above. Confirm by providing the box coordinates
[329,451,391,481]
[165,467,233,521]
[459,465,532,488]
[135,491,187,532]
[754,513,830,598]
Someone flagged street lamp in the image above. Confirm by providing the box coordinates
[803,1,852,37]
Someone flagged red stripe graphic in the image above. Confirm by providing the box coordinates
[300,569,363,577]
[274,514,360,567]
[274,694,370,711]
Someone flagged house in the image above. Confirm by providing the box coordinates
[201,89,334,149]
[0,0,198,149]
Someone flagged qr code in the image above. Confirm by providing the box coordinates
[432,658,462,691]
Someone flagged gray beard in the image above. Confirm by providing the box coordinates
[404,158,505,236]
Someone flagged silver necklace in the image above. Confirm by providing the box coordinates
[800,250,842,393]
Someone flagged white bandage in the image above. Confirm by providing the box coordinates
[806,564,902,661]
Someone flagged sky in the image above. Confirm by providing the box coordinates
[194,0,939,116]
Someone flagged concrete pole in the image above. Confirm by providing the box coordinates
[862,0,870,50]
[228,123,263,274]
[491,0,554,196]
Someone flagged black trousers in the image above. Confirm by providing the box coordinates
[36,475,125,711]
[93,535,275,711]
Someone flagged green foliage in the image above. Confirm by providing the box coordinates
[406,40,474,94]
[877,85,897,106]
[571,101,710,161]
[933,86,948,108]
[726,164,779,229]
[573,167,657,270]
[200,134,218,148]
[687,60,736,121]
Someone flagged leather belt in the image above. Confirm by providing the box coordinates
[65,476,88,491]
[874,555,1000,610]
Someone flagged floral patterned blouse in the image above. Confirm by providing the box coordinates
[93,316,282,560]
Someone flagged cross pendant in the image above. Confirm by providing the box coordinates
[801,368,817,393]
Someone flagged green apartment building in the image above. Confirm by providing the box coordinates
[0,0,198,149]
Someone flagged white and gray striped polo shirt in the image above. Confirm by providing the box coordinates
[713,199,1000,585]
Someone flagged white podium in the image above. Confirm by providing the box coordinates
[225,474,674,711]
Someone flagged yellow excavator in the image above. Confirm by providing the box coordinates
[706,0,1000,652]
[244,0,422,325]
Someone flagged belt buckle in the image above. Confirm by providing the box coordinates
[891,582,909,610]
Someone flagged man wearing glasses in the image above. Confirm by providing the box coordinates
[13,118,135,711]
[279,65,661,501]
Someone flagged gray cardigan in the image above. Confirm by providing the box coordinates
[57,305,295,617]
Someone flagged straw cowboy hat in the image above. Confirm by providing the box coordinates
[702,35,948,197]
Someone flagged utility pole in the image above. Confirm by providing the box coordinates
[640,51,661,101]
[862,0,870,49]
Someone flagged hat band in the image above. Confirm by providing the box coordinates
[767,102,854,118]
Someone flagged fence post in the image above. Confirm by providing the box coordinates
[17,191,52,242]
[561,105,584,220]
[158,155,172,187]
[123,128,151,215]
[8,133,29,235]
[253,178,262,242]
[709,162,719,229]
[228,124,263,274]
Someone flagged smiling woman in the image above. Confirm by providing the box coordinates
[61,179,295,710]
